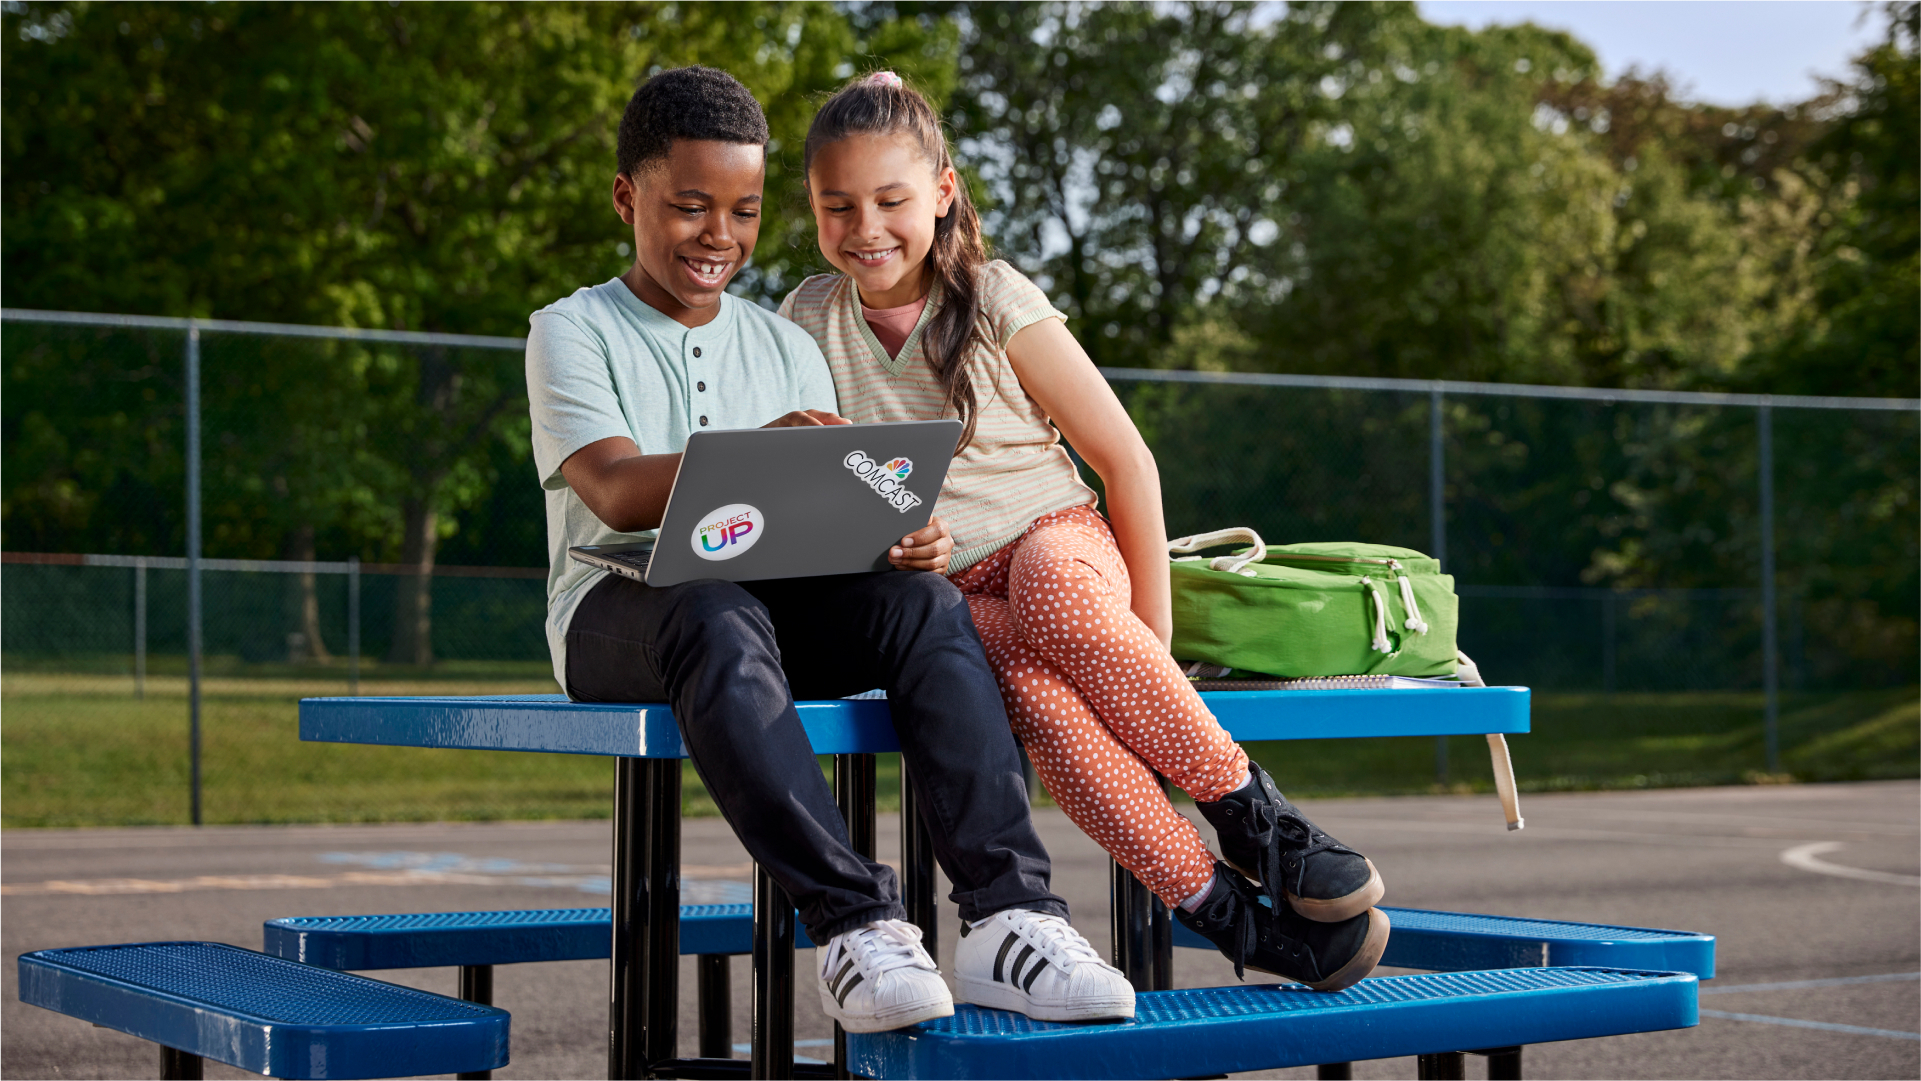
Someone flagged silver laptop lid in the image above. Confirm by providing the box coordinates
[643,419,962,587]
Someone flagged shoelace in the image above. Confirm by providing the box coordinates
[1001,912,1105,973]
[841,920,937,978]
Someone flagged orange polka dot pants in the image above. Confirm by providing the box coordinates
[951,504,1249,907]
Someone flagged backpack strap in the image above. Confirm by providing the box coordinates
[1168,528,1266,575]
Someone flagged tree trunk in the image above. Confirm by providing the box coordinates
[386,498,437,666]
[288,523,333,664]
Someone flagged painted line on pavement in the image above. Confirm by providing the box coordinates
[1699,1010,1920,1041]
[1780,841,1921,887]
[1702,972,1919,995]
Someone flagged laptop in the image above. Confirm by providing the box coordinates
[569,419,962,588]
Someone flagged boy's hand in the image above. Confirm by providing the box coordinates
[890,516,953,573]
[763,409,851,427]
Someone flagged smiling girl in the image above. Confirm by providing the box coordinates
[777,72,1391,993]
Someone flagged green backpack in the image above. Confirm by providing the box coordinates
[1167,530,1459,678]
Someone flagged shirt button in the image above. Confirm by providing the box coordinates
[699,416,709,426]
[692,346,703,358]
[697,381,706,392]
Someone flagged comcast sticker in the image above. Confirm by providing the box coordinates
[844,452,924,513]
[692,503,763,560]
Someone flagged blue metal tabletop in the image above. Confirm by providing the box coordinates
[264,903,814,969]
[299,687,1528,757]
[18,942,508,1079]
[846,967,1697,1080]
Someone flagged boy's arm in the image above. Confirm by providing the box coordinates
[562,409,855,533]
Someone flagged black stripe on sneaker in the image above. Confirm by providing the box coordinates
[1008,944,1036,990]
[828,957,856,996]
[1021,954,1049,993]
[992,932,1019,983]
[836,972,865,1007]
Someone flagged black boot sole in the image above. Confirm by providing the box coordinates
[1243,907,1392,992]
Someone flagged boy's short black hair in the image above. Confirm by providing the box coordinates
[617,66,770,178]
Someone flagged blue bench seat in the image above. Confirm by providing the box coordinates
[846,968,1699,1080]
[18,941,508,1079]
[266,903,1712,978]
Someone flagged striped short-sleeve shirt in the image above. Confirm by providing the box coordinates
[779,260,1097,573]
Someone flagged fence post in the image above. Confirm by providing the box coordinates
[1758,403,1780,774]
[1430,388,1447,784]
[133,557,147,699]
[348,556,361,697]
[185,323,203,826]
[1601,593,1616,694]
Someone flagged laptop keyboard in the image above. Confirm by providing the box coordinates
[603,550,652,573]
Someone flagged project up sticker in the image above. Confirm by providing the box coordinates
[692,503,764,560]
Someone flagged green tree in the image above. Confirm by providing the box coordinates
[3,1,955,661]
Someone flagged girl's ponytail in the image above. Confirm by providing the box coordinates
[805,72,989,450]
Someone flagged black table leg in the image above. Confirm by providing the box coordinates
[1109,858,1155,991]
[1418,1051,1467,1079]
[898,768,938,956]
[610,757,681,1080]
[752,864,797,1080]
[160,1045,203,1080]
[1314,1064,1353,1080]
[456,964,496,1080]
[1476,1045,1524,1080]
[697,955,732,1059]
[833,753,877,1079]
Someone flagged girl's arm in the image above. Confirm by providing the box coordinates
[1004,318,1173,648]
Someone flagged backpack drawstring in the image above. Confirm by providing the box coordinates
[1396,574,1430,635]
[1360,577,1392,653]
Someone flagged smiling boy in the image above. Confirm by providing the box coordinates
[524,67,1133,1033]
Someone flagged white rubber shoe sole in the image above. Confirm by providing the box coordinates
[956,975,1136,1022]
[818,983,955,1034]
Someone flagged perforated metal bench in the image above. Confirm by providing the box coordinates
[262,901,1712,1077]
[264,904,816,1062]
[845,968,1699,1080]
[17,941,508,1080]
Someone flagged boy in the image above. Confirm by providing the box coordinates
[524,66,1134,1032]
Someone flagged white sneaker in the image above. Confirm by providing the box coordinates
[954,909,1136,1022]
[817,919,955,1034]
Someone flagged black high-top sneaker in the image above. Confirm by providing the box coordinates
[1196,761,1384,922]
[1173,863,1389,991]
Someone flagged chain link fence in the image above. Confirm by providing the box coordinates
[4,310,1916,825]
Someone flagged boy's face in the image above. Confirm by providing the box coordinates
[613,140,766,328]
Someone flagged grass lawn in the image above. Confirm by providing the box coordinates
[2,664,1914,827]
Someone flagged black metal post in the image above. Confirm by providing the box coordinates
[1109,858,1154,992]
[1475,1046,1524,1080]
[698,954,732,1060]
[455,963,496,1079]
[458,963,494,1005]
[1315,1065,1353,1081]
[1150,894,1173,991]
[1758,402,1781,772]
[160,1045,203,1080]
[898,769,938,956]
[833,753,878,1079]
[609,758,646,1080]
[645,758,683,1072]
[752,863,797,1081]
[1417,1052,1467,1080]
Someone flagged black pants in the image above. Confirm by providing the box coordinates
[566,569,1067,940]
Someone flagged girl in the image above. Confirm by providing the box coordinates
[779,72,1390,992]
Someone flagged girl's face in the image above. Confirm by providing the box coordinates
[807,132,957,308]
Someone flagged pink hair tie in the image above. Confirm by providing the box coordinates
[868,70,903,89]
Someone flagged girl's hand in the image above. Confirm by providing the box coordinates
[763,409,852,427]
[889,516,953,573]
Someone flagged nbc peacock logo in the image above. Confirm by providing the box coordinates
[843,451,924,513]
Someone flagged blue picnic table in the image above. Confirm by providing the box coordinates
[300,687,1539,1079]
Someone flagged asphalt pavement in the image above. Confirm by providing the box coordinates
[4,780,1916,1080]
